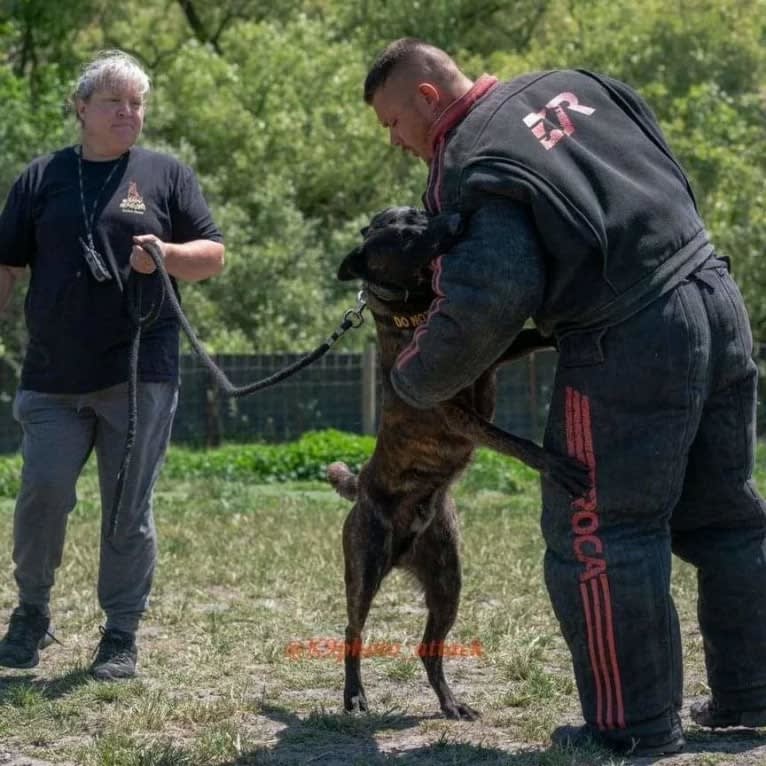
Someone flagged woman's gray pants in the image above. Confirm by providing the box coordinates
[10,381,178,634]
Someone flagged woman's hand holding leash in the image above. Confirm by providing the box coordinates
[130,234,165,274]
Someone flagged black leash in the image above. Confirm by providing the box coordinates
[107,241,367,540]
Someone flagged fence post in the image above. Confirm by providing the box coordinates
[361,343,377,435]
[205,368,222,448]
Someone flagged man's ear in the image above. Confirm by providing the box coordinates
[337,247,367,281]
[417,82,440,108]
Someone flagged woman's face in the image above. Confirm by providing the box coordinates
[76,81,145,159]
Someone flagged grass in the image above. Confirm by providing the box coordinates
[0,441,765,765]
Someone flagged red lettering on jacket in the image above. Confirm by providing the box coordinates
[524,91,595,150]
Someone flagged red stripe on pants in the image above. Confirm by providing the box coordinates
[565,386,625,730]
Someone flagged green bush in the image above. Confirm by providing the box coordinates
[0,455,22,499]
[163,429,376,484]
[163,429,531,491]
[0,429,535,498]
[461,449,531,495]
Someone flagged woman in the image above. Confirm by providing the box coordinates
[0,50,224,679]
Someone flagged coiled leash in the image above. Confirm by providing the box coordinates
[108,240,367,540]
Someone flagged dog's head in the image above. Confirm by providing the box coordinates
[337,206,463,293]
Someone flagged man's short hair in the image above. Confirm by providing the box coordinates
[363,38,453,104]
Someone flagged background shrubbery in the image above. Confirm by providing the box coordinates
[0,455,21,499]
[164,429,375,483]
[0,429,532,497]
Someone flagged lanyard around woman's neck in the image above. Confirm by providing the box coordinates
[75,145,128,285]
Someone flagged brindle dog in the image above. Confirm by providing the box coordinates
[328,207,588,720]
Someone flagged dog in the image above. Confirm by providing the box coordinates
[328,206,589,720]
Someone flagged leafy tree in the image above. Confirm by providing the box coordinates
[0,0,764,362]
[492,0,766,331]
[148,19,425,351]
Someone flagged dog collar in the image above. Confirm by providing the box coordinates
[365,282,410,303]
[364,284,434,331]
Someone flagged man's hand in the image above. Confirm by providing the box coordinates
[130,234,166,274]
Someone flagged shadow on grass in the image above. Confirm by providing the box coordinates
[0,666,91,702]
[221,703,549,765]
[217,704,766,766]
[678,727,766,758]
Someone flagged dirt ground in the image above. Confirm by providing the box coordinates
[5,696,765,766]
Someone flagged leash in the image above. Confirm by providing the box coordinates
[107,241,367,540]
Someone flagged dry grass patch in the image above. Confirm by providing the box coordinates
[0,449,765,764]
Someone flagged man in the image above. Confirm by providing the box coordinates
[363,37,766,756]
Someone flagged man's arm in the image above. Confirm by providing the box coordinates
[0,266,26,313]
[390,199,545,409]
[130,235,225,282]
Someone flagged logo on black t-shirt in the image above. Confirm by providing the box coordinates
[120,180,146,215]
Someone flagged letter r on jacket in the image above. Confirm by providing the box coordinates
[523,91,595,150]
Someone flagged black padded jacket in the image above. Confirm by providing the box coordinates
[391,70,713,409]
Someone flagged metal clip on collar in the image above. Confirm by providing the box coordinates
[325,290,367,348]
[344,289,367,328]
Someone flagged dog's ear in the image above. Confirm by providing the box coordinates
[403,211,465,265]
[337,246,368,281]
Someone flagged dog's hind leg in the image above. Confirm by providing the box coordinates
[410,494,480,721]
[342,501,393,713]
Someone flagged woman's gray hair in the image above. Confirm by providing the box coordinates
[70,50,151,118]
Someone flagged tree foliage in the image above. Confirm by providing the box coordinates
[0,0,764,356]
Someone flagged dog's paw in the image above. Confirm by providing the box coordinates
[327,461,351,484]
[326,461,359,501]
[344,692,369,714]
[442,701,480,721]
[545,454,592,498]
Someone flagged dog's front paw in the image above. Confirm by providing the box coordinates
[442,700,480,721]
[545,453,591,498]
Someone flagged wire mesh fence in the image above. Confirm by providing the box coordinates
[0,344,764,453]
[172,347,556,446]
[0,347,556,452]
[172,352,369,445]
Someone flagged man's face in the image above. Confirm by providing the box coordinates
[371,78,439,163]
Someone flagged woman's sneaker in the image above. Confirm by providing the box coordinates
[690,699,766,729]
[0,603,56,669]
[90,627,138,680]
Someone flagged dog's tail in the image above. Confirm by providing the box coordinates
[326,461,359,501]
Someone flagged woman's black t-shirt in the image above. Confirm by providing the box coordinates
[0,146,222,393]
